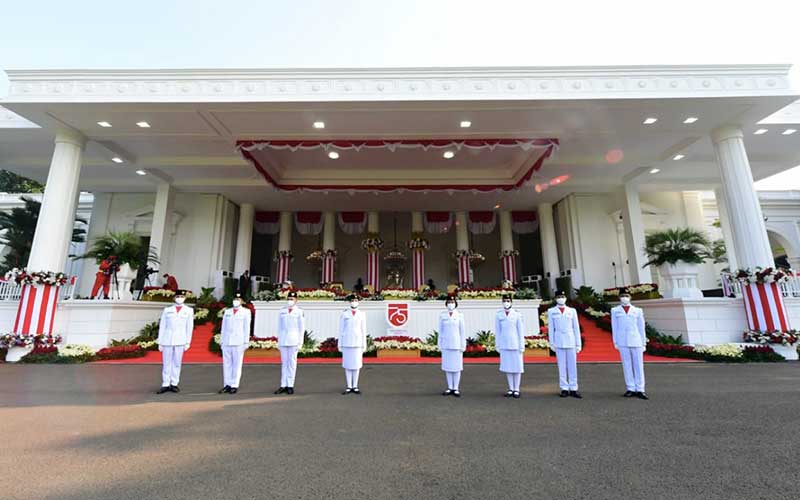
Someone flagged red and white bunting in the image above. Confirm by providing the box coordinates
[13,284,60,335]
[366,251,381,291]
[457,255,471,287]
[338,211,367,235]
[412,248,425,290]
[294,212,324,235]
[424,212,453,234]
[741,282,791,332]
[468,211,497,235]
[276,255,291,285]
[322,254,336,285]
[254,211,281,235]
[511,211,538,234]
[502,254,517,284]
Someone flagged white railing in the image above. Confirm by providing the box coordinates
[0,279,77,301]
[720,274,800,299]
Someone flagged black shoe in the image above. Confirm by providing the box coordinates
[559,390,569,398]
[156,386,170,394]
[452,390,461,398]
[230,388,238,394]
[504,390,514,397]
[442,389,453,396]
[218,386,231,394]
[512,391,521,399]
[570,391,583,399]
[169,385,180,393]
[352,388,361,395]
[274,387,286,394]
[286,387,294,395]
[623,390,635,398]
[343,388,353,395]
[636,392,649,400]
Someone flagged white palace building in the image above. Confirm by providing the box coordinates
[1,64,800,349]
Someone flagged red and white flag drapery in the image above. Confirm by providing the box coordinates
[294,212,323,235]
[14,284,59,335]
[457,255,471,287]
[254,211,280,235]
[367,252,380,292]
[322,253,336,285]
[412,248,425,290]
[502,255,517,284]
[741,282,791,332]
[468,211,496,234]
[338,212,366,235]
[511,211,538,234]
[424,212,453,234]
[276,254,291,285]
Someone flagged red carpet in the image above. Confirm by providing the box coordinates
[96,319,696,364]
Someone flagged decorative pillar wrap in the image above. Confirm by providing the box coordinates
[498,211,517,284]
[367,251,381,291]
[362,212,382,291]
[321,251,336,285]
[740,282,791,332]
[412,248,425,290]
[14,284,60,335]
[276,252,292,284]
[321,212,336,285]
[409,212,428,290]
[501,253,518,284]
[276,212,293,284]
[457,254,471,287]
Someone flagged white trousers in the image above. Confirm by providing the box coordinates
[505,373,521,391]
[619,346,645,392]
[279,346,299,387]
[345,369,361,389]
[445,371,461,390]
[222,344,247,388]
[161,345,185,387]
[555,347,578,390]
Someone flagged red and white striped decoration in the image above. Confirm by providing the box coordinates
[276,255,291,284]
[322,254,336,285]
[13,284,60,335]
[502,254,517,284]
[741,282,791,332]
[457,255,471,287]
[366,251,381,292]
[412,248,425,290]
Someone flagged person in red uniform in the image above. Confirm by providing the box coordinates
[91,255,119,299]
[163,273,179,291]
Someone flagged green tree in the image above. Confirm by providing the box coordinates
[0,196,86,272]
[0,170,44,193]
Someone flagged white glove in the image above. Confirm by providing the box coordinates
[184,344,191,351]
[158,345,163,352]
[640,346,647,353]
[613,344,619,350]
[576,347,582,354]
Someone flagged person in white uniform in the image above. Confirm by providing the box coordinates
[338,294,368,394]
[547,290,583,399]
[495,294,525,399]
[156,289,194,394]
[611,288,649,400]
[438,295,466,397]
[275,290,305,395]
[218,292,251,395]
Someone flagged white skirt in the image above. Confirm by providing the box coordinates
[499,349,524,374]
[341,347,363,370]
[441,349,463,372]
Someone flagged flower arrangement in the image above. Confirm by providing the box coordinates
[498,249,520,258]
[361,236,384,253]
[456,288,512,300]
[380,288,418,300]
[142,288,196,302]
[642,227,711,267]
[0,333,62,349]
[731,267,793,284]
[94,344,146,360]
[646,341,784,362]
[603,283,660,300]
[524,336,550,350]
[249,336,279,350]
[59,344,96,358]
[4,268,69,286]
[276,288,336,300]
[372,335,434,351]
[742,329,798,346]
[585,307,609,319]
[137,340,158,351]
[407,237,430,250]
[194,308,209,321]
[694,343,744,359]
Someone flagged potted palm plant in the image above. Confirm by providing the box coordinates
[643,228,711,299]
[76,232,158,301]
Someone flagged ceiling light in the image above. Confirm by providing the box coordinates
[97,121,112,128]
[443,151,455,159]
[672,154,685,161]
[111,157,124,164]
[783,129,797,135]
[328,151,339,159]
[650,168,661,174]
[754,128,768,135]
[135,170,147,176]
[643,117,658,125]
[460,120,472,128]
[136,121,150,128]
[494,204,501,209]
[683,117,698,124]
[313,121,325,129]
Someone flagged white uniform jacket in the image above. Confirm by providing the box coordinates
[547,306,582,350]
[495,309,525,351]
[277,305,305,347]
[438,310,466,351]
[221,307,252,346]
[157,304,194,346]
[338,309,368,350]
[611,305,646,348]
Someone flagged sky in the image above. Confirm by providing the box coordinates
[0,0,799,186]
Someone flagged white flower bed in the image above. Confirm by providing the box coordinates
[693,343,744,359]
[59,344,96,357]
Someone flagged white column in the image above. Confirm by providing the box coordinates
[278,211,292,252]
[499,211,514,252]
[411,211,424,234]
[681,191,706,230]
[322,211,336,251]
[149,183,174,274]
[713,187,739,271]
[537,203,560,287]
[711,126,773,269]
[455,211,469,251]
[618,184,651,285]
[367,211,379,234]
[28,129,86,272]
[233,203,255,275]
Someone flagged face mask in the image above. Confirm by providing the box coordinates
[232,300,242,308]
[620,297,631,306]
[502,302,512,309]
[287,299,296,307]
[446,303,456,311]
[350,301,359,309]
[175,297,185,305]
[556,297,566,306]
